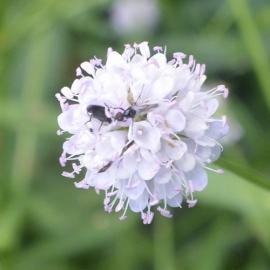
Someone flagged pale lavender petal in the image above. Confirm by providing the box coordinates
[185,166,208,191]
[153,166,172,184]
[165,109,186,132]
[81,61,94,75]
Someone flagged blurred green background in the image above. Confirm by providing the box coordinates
[1,0,270,269]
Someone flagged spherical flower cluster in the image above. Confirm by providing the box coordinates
[56,42,229,224]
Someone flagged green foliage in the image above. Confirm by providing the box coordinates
[0,0,270,269]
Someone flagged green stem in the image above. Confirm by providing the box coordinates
[154,214,176,270]
[216,158,270,191]
[229,0,270,113]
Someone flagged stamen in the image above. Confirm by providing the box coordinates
[62,171,75,178]
[205,85,229,99]
[157,206,173,218]
[57,130,64,136]
[59,152,67,167]
[119,198,130,220]
[115,200,124,212]
[72,163,82,174]
[173,52,186,66]
[167,59,176,65]
[187,55,194,68]
[107,190,118,197]
[143,182,155,198]
[147,211,154,224]
[104,204,112,213]
[104,197,110,205]
[187,199,197,208]
[204,166,224,174]
[142,210,154,224]
[203,136,224,151]
[193,64,201,79]
[221,115,227,127]
[74,180,89,189]
[200,64,206,76]
[125,180,140,190]
[153,46,163,52]
[188,180,194,193]
[149,198,159,206]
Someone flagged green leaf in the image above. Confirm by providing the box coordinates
[197,165,270,253]
[216,158,270,191]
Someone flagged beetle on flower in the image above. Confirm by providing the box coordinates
[56,42,229,224]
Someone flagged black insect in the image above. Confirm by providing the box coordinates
[86,105,112,130]
[113,107,136,121]
[112,86,159,122]
[113,104,159,122]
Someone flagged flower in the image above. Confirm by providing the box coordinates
[110,0,160,36]
[56,42,229,224]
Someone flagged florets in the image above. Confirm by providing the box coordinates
[56,42,229,224]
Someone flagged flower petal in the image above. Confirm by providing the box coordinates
[165,109,186,132]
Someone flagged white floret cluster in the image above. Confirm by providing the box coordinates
[56,42,229,224]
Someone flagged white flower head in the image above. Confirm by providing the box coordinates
[56,42,229,224]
